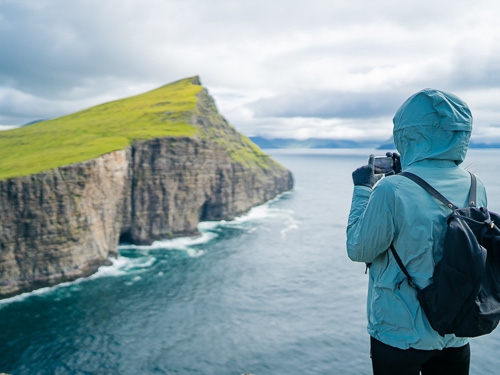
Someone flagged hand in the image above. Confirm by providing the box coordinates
[385,152,402,175]
[352,155,383,188]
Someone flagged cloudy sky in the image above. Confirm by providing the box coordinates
[2,0,500,142]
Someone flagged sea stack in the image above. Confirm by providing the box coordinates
[0,76,293,299]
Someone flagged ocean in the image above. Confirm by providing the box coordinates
[1,148,499,375]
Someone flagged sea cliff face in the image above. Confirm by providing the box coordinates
[0,150,130,297]
[0,80,293,299]
[121,135,292,245]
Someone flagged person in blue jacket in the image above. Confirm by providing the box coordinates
[346,88,487,375]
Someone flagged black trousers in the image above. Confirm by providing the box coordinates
[370,336,470,375]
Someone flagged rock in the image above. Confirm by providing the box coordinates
[0,80,293,299]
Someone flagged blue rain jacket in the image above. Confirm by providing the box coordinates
[346,89,488,350]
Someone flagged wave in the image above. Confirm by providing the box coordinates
[118,230,217,253]
[0,257,136,306]
[204,192,294,228]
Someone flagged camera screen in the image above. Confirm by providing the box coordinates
[374,156,393,174]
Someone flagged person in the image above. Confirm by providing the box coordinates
[346,88,488,375]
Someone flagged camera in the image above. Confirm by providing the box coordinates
[373,156,395,175]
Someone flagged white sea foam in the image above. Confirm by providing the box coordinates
[124,257,157,270]
[0,282,69,306]
[280,216,299,239]
[119,230,218,253]
[90,256,160,276]
[89,256,132,278]
[197,221,221,232]
[230,203,283,225]
[0,256,149,306]
[157,231,218,249]
[125,275,143,286]
[201,196,294,231]
[187,249,205,258]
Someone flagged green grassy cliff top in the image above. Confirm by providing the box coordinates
[0,77,203,180]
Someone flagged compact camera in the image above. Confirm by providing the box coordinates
[373,156,395,175]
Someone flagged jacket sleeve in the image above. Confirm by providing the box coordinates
[346,181,395,263]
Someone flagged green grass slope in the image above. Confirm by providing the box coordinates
[0,77,203,180]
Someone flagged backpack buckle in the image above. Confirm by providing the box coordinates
[486,219,495,230]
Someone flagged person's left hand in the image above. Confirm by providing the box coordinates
[385,152,401,174]
[352,155,383,188]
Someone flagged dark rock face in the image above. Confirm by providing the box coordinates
[0,89,293,299]
[123,137,292,245]
[0,150,130,298]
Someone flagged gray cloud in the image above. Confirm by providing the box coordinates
[1,0,500,141]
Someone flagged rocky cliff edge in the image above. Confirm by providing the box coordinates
[0,77,293,299]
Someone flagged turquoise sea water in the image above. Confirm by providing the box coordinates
[1,148,499,374]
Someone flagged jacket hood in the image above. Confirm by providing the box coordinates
[393,88,472,169]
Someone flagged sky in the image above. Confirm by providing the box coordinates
[2,0,500,142]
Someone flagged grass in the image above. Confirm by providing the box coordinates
[231,136,279,170]
[0,77,202,180]
[193,91,280,171]
[205,125,278,170]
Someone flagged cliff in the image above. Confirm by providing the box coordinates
[0,77,293,299]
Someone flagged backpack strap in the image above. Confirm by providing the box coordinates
[399,171,477,209]
[389,244,419,290]
[399,172,458,209]
[468,173,477,207]
[389,171,477,289]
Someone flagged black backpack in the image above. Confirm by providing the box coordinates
[390,171,500,338]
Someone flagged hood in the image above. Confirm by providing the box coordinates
[393,88,472,169]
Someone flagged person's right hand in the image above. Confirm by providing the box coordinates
[352,155,383,188]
